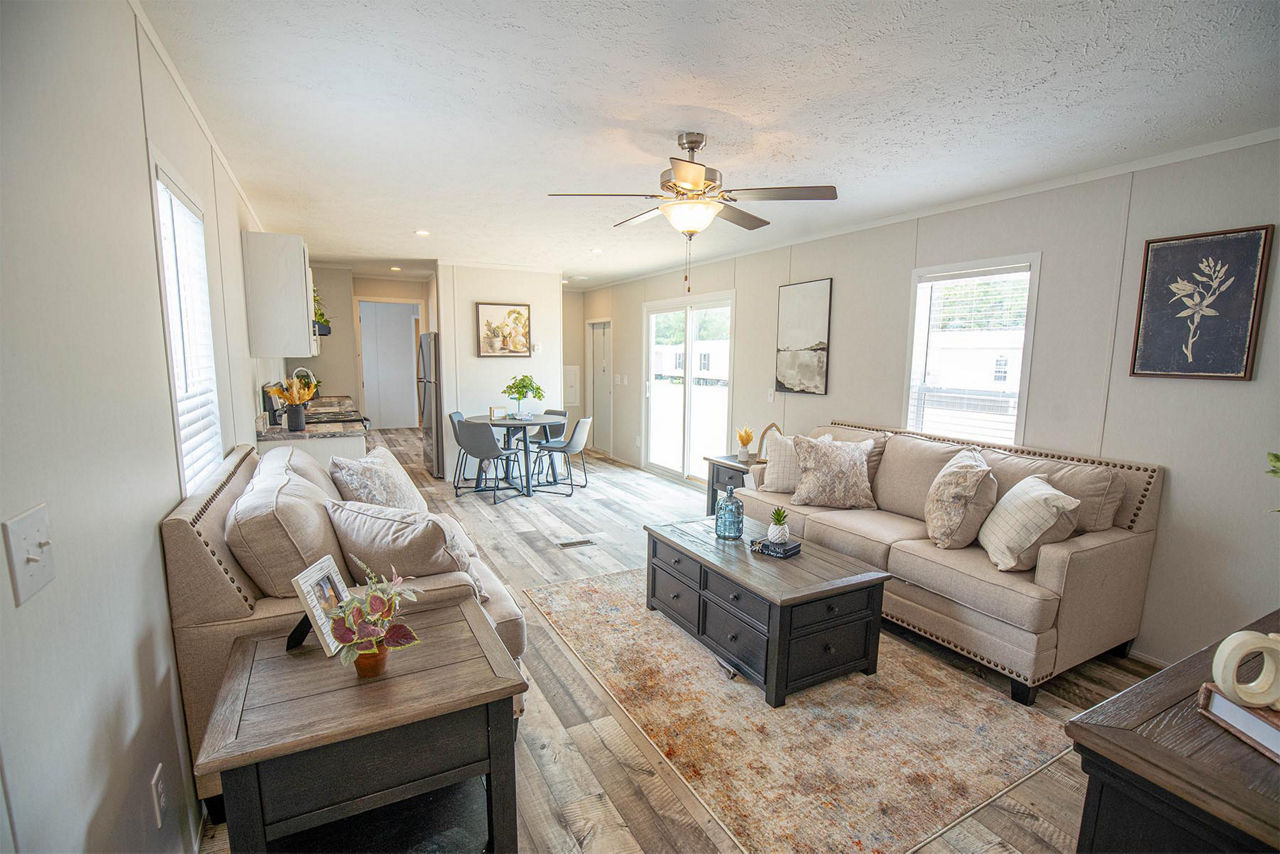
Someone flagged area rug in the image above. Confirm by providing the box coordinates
[526,569,1069,854]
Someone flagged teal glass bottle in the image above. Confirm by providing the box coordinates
[716,485,744,540]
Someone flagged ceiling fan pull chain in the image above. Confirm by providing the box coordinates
[684,234,692,293]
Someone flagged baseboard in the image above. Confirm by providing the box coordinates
[1129,649,1169,669]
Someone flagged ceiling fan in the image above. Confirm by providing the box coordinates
[549,131,838,236]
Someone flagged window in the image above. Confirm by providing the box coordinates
[905,258,1037,444]
[699,351,711,372]
[674,352,684,371]
[155,173,222,494]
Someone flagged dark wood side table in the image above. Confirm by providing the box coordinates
[1065,610,1279,853]
[704,453,757,515]
[644,518,890,707]
[195,599,527,853]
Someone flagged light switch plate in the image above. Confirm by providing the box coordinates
[3,503,54,606]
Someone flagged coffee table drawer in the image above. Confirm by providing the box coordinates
[703,570,769,628]
[650,538,699,583]
[702,599,767,678]
[651,565,699,628]
[788,620,870,684]
[791,588,871,631]
[712,465,745,491]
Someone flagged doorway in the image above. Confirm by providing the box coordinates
[357,300,420,428]
[586,320,612,455]
[643,294,733,479]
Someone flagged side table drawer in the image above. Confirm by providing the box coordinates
[712,465,745,491]
[703,570,769,628]
[651,565,699,629]
[650,538,699,583]
[788,620,871,684]
[702,599,767,679]
[791,588,871,631]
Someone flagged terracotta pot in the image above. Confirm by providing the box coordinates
[354,641,388,678]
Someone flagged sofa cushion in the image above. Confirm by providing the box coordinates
[736,489,830,538]
[925,448,997,549]
[470,559,525,659]
[257,445,342,501]
[888,539,1061,633]
[329,447,429,513]
[873,434,966,521]
[325,501,466,579]
[980,448,1124,533]
[793,436,876,509]
[224,472,351,597]
[978,475,1080,571]
[813,426,890,484]
[805,510,928,567]
[761,432,831,493]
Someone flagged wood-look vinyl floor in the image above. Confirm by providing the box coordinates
[201,429,1156,854]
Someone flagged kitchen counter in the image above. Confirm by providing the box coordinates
[255,395,368,466]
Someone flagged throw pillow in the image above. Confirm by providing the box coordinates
[791,436,877,509]
[925,448,998,549]
[256,445,342,501]
[326,501,479,586]
[329,446,428,512]
[761,432,832,493]
[978,475,1080,571]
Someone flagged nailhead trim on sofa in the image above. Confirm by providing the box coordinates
[188,445,257,609]
[883,610,1052,686]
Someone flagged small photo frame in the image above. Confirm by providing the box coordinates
[291,555,352,656]
[489,405,508,420]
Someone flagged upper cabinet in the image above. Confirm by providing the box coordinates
[242,231,318,357]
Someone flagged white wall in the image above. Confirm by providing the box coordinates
[562,290,585,425]
[286,266,359,398]
[437,265,563,477]
[587,141,1280,664]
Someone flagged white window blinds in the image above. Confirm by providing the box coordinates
[156,175,222,494]
[906,262,1033,444]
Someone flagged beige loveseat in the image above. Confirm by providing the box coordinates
[160,444,526,800]
[738,422,1163,704]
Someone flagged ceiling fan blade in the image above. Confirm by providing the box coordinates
[717,204,770,230]
[548,193,665,198]
[723,186,838,201]
[669,157,707,191]
[613,207,662,228]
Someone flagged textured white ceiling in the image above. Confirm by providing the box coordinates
[141,0,1279,288]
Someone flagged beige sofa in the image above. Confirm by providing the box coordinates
[160,444,526,800]
[738,422,1163,704]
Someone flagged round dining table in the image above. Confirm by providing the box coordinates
[464,412,568,496]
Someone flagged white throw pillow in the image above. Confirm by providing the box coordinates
[761,432,832,493]
[978,475,1080,571]
[329,446,428,512]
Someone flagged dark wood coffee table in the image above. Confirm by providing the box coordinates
[195,599,527,853]
[644,518,890,707]
[1066,609,1279,852]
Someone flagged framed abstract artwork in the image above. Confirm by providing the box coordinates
[477,302,531,357]
[1130,225,1272,380]
[776,278,831,394]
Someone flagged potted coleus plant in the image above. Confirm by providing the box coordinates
[268,377,318,431]
[502,374,544,419]
[768,506,790,544]
[327,558,420,678]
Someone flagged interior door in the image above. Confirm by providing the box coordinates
[359,301,420,428]
[590,322,612,453]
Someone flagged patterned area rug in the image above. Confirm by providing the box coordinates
[526,569,1069,854]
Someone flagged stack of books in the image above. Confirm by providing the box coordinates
[749,537,801,559]
[1197,682,1280,762]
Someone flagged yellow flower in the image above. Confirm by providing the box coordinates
[737,425,753,447]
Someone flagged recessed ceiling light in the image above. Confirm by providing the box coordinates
[415,230,430,236]
[560,279,569,284]
[591,248,604,254]
[573,275,589,281]
[390,266,402,271]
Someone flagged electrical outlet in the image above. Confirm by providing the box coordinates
[151,763,166,829]
[768,390,775,403]
[634,436,641,448]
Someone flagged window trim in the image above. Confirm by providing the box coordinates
[901,253,1041,446]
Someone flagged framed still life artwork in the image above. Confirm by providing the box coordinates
[477,302,531,357]
[291,555,352,656]
[776,278,831,394]
[1131,225,1273,380]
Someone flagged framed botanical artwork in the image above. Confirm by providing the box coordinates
[477,302,531,357]
[776,278,831,394]
[1131,225,1273,380]
[291,555,352,656]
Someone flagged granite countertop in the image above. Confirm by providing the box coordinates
[256,395,369,441]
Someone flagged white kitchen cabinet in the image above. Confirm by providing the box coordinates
[242,231,318,357]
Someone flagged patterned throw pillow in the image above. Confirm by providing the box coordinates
[925,448,998,549]
[791,436,877,509]
[761,432,832,493]
[978,475,1080,571]
[329,447,429,513]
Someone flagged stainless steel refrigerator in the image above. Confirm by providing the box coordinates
[417,332,444,478]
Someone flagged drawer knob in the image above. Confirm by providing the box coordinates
[826,603,837,614]
[730,592,740,602]
[824,644,835,655]
[670,592,680,600]
[672,557,682,565]
[728,633,739,643]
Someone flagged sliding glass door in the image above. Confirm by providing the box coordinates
[645,297,732,478]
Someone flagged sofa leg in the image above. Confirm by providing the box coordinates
[1010,681,1038,706]
[1106,640,1134,658]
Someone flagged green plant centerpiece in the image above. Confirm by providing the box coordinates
[768,507,790,544]
[502,374,544,418]
[327,557,420,677]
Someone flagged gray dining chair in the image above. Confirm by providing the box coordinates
[533,417,592,496]
[448,411,468,492]
[454,418,524,503]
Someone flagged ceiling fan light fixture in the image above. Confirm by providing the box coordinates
[659,199,723,235]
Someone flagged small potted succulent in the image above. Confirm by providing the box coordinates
[268,377,318,431]
[768,507,790,544]
[328,558,420,678]
[736,425,754,462]
[502,374,544,420]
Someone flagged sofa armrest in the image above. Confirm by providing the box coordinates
[748,463,766,487]
[1035,528,1156,673]
[395,571,478,613]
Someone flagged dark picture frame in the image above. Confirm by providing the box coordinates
[775,278,832,394]
[476,302,531,358]
[1130,225,1272,380]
